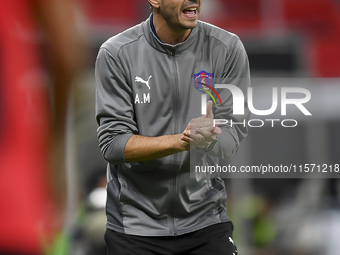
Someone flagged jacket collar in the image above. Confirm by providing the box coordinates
[143,14,199,55]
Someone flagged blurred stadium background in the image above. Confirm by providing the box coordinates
[1,0,340,254]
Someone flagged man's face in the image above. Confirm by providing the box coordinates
[158,0,202,31]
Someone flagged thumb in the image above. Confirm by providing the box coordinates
[205,100,214,119]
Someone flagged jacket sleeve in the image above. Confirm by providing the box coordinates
[207,38,250,159]
[95,47,138,164]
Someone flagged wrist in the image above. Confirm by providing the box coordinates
[196,137,217,153]
[172,133,190,151]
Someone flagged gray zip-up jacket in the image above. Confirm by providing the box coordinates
[95,15,250,236]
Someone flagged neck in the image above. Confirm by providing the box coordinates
[152,13,191,45]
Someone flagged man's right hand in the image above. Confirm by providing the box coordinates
[181,101,221,148]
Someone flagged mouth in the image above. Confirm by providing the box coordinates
[182,6,198,19]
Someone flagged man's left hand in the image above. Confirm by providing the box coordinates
[181,101,221,148]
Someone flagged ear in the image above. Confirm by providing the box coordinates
[148,0,160,9]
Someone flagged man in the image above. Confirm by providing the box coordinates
[95,0,250,254]
[0,0,84,254]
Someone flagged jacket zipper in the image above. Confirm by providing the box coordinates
[169,48,180,235]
